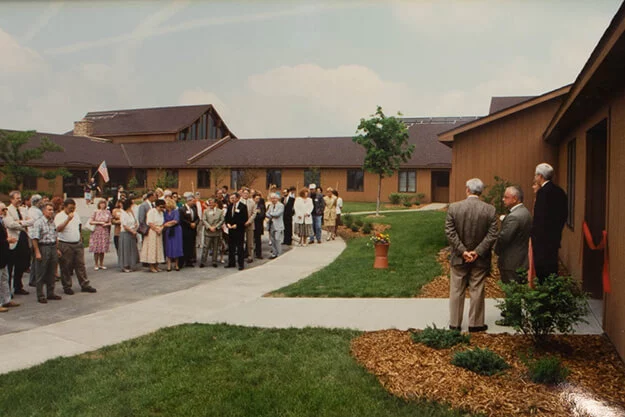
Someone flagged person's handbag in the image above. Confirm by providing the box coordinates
[84,213,96,232]
[137,223,149,235]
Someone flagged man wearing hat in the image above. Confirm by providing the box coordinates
[179,193,199,267]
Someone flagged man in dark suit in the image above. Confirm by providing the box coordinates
[282,186,296,245]
[179,194,200,267]
[225,192,248,270]
[495,185,532,284]
[445,178,498,333]
[531,163,568,282]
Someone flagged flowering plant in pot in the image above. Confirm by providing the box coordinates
[370,233,390,245]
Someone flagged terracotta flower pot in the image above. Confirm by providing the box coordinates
[373,243,389,269]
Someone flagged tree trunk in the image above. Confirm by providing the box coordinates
[376,175,382,216]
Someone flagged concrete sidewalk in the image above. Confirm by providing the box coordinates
[0,231,603,374]
[347,202,447,216]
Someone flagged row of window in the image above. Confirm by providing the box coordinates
[177,111,221,141]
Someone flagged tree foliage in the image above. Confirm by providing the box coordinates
[0,130,70,193]
[353,106,414,215]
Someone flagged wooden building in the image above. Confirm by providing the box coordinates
[2,106,476,203]
[438,86,570,210]
[543,1,625,361]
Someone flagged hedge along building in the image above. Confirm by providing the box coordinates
[439,1,625,361]
[3,108,477,203]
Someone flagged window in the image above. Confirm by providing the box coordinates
[197,169,211,188]
[566,139,576,229]
[304,169,320,188]
[266,169,282,189]
[231,169,245,190]
[347,169,364,192]
[178,129,188,141]
[209,116,216,139]
[134,169,147,187]
[190,123,197,141]
[23,175,38,190]
[398,170,416,193]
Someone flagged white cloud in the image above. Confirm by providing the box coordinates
[21,2,64,43]
[0,28,45,74]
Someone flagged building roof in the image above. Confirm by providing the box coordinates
[488,96,536,114]
[544,2,625,144]
[438,84,571,145]
[189,117,477,169]
[72,104,236,138]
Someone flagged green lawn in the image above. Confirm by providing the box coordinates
[273,211,447,297]
[342,201,416,213]
[0,324,469,417]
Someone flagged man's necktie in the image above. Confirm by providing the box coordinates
[17,208,22,221]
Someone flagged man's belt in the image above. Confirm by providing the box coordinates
[58,240,80,244]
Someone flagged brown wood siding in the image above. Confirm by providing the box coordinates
[557,92,625,361]
[449,99,561,209]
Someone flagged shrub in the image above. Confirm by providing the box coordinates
[415,193,425,206]
[482,175,513,215]
[399,194,413,207]
[497,274,589,344]
[350,224,360,232]
[525,355,570,385]
[354,218,364,227]
[451,348,510,376]
[411,324,470,349]
[342,214,353,228]
[127,176,139,190]
[361,222,372,234]
[388,193,402,205]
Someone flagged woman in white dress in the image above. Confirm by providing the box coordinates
[293,188,314,246]
[140,199,165,272]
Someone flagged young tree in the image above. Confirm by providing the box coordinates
[0,130,70,193]
[353,106,414,216]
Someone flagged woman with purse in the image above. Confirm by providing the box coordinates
[163,199,183,271]
[118,199,139,272]
[88,199,112,270]
[140,199,166,273]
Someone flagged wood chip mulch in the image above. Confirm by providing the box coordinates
[351,330,625,417]
[336,223,390,241]
[417,247,506,299]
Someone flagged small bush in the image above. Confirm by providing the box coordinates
[342,214,353,228]
[451,348,510,376]
[497,274,589,344]
[415,193,425,205]
[399,194,413,207]
[361,222,372,234]
[411,324,470,349]
[526,356,570,385]
[354,218,364,227]
[350,225,360,232]
[388,193,402,205]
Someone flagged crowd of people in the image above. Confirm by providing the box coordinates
[445,162,568,332]
[0,182,344,311]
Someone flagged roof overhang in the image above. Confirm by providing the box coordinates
[543,2,625,144]
[438,85,571,146]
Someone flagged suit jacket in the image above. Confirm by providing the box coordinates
[531,181,567,255]
[266,202,285,232]
[4,204,27,250]
[137,201,151,227]
[202,208,224,237]
[283,195,295,220]
[445,196,498,268]
[0,220,10,268]
[495,204,532,271]
[240,198,256,231]
[179,204,199,232]
[225,201,248,236]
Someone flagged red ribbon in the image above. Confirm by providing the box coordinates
[582,221,611,293]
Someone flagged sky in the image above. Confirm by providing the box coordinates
[0,1,622,139]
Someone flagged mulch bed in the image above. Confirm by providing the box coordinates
[336,223,390,241]
[351,330,625,417]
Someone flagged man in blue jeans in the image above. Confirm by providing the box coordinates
[309,184,325,244]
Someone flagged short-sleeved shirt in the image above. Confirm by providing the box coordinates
[30,216,57,245]
[54,211,82,243]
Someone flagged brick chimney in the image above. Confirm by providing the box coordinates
[73,118,94,136]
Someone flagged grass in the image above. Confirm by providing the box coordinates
[81,229,91,247]
[342,201,417,213]
[0,324,470,417]
[273,211,447,297]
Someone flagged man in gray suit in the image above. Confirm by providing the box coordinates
[265,193,285,259]
[445,178,498,332]
[495,185,532,284]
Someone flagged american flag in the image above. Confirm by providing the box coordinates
[97,160,109,183]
